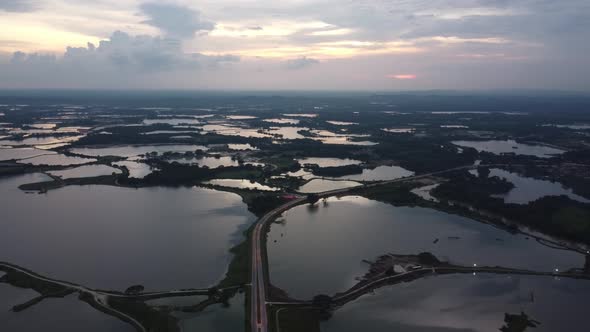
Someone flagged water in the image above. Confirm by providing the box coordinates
[488,168,590,204]
[48,165,122,179]
[0,135,83,147]
[452,140,565,158]
[169,156,239,168]
[226,115,258,120]
[19,154,96,166]
[227,144,258,151]
[335,165,414,181]
[267,196,583,299]
[282,113,318,118]
[321,274,590,332]
[382,128,415,133]
[263,118,300,125]
[297,157,362,168]
[411,183,440,202]
[326,121,358,126]
[113,161,153,179]
[201,124,272,139]
[142,130,198,135]
[0,174,256,290]
[0,148,55,161]
[266,127,308,140]
[0,287,131,332]
[297,179,362,193]
[70,144,208,158]
[204,179,279,191]
[543,124,590,130]
[175,292,245,332]
[143,118,202,126]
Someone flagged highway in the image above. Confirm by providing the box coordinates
[249,162,590,331]
[249,164,481,332]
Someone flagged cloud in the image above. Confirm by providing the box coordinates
[284,56,319,69]
[388,74,417,80]
[0,0,37,12]
[140,3,215,39]
[2,30,239,88]
[11,31,239,71]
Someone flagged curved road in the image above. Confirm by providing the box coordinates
[250,164,484,332]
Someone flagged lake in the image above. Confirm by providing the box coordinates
[70,144,209,158]
[452,140,565,158]
[0,174,256,291]
[297,179,362,193]
[487,168,590,204]
[334,165,414,181]
[321,274,590,332]
[267,196,584,300]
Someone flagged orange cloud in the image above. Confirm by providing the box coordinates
[387,74,417,80]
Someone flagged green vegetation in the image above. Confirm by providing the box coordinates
[433,172,590,243]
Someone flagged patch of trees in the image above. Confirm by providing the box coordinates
[247,195,289,217]
[433,175,590,244]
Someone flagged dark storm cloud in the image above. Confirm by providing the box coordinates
[140,3,215,39]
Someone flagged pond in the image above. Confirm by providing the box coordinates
[227,144,258,151]
[326,121,358,126]
[485,168,590,204]
[266,127,308,140]
[48,165,122,179]
[410,183,440,202]
[321,274,590,332]
[334,165,414,181]
[282,113,318,118]
[0,148,55,161]
[18,154,96,166]
[0,286,131,332]
[113,161,153,179]
[297,179,362,193]
[143,118,202,126]
[452,140,565,158]
[70,144,208,158]
[0,135,83,147]
[297,157,362,168]
[267,196,584,300]
[168,156,239,168]
[263,118,300,125]
[0,174,256,291]
[203,179,279,191]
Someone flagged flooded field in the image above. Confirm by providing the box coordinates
[70,145,208,158]
[112,161,153,179]
[334,165,414,181]
[296,179,362,193]
[297,157,362,168]
[204,179,279,191]
[0,174,256,291]
[487,169,590,204]
[452,140,565,158]
[321,274,590,332]
[267,196,584,299]
[48,165,121,179]
[0,148,55,161]
[19,154,96,166]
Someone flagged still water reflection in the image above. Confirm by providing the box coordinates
[0,174,256,291]
[268,196,583,299]
[322,274,590,332]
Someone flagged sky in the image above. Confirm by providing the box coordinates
[0,0,589,91]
